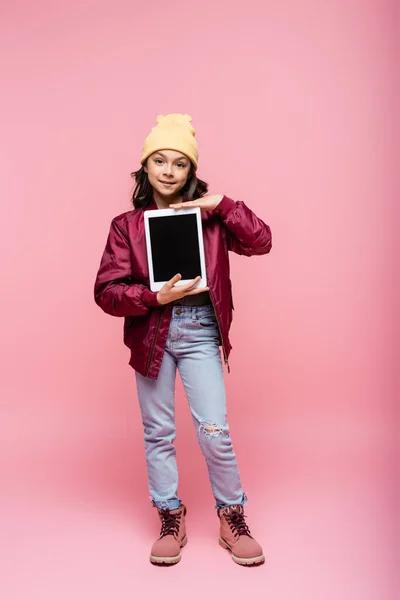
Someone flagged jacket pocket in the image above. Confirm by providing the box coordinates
[124,316,136,330]
[123,313,152,348]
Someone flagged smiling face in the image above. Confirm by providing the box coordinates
[144,150,192,207]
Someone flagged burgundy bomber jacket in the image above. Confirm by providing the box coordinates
[94,196,272,379]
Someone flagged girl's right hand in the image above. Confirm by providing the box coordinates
[156,274,209,305]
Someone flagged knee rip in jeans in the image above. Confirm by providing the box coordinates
[199,420,223,438]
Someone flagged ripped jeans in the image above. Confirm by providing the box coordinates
[135,305,246,510]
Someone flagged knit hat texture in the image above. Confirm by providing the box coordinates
[141,114,198,169]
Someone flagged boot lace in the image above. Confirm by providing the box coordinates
[226,510,251,538]
[159,509,181,538]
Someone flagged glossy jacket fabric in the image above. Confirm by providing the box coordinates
[94,196,272,379]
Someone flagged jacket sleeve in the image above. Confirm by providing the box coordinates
[94,217,160,317]
[216,196,272,257]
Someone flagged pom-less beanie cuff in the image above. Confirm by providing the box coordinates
[141,114,199,169]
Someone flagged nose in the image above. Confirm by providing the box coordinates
[163,163,174,177]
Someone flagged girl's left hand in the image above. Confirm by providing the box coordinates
[170,194,224,212]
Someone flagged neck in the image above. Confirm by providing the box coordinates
[153,191,183,210]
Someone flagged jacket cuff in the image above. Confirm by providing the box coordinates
[216,195,236,219]
[142,288,160,307]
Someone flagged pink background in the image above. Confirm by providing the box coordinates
[1,0,398,598]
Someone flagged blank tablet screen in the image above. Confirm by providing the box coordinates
[148,213,202,281]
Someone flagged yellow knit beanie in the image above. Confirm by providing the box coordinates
[141,114,199,169]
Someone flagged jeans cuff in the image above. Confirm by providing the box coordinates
[215,492,247,510]
[151,497,182,510]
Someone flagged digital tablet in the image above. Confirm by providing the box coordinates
[144,207,207,292]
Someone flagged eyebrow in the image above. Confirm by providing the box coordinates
[155,152,188,162]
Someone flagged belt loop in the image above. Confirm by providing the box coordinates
[192,307,197,323]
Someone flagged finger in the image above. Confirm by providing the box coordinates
[181,279,204,294]
[179,276,201,291]
[185,286,209,295]
[176,276,201,293]
[169,202,198,209]
[167,273,182,288]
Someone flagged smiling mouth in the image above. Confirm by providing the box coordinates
[159,181,176,186]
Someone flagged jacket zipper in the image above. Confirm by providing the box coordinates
[146,309,163,377]
[209,290,230,373]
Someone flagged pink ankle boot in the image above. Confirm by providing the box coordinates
[218,505,265,566]
[150,505,187,565]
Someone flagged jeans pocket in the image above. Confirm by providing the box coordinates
[198,314,218,328]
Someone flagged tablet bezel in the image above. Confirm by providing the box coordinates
[144,207,207,292]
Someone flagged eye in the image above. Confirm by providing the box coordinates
[154,158,163,164]
[177,163,186,168]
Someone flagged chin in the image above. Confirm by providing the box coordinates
[158,186,183,197]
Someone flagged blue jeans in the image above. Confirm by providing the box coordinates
[135,305,246,510]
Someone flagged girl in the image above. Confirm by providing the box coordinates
[94,114,272,566]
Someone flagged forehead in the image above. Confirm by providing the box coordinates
[152,150,189,161]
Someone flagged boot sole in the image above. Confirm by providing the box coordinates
[219,537,265,566]
[150,536,188,565]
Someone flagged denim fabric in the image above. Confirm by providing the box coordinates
[135,305,246,510]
